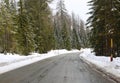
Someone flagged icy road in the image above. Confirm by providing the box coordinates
[0,53,116,83]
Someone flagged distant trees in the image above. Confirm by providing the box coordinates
[55,0,71,50]
[71,13,90,49]
[53,0,90,50]
[87,0,120,57]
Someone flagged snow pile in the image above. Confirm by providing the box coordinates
[0,49,79,74]
[80,48,120,77]
[48,49,79,55]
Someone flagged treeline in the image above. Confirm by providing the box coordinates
[87,0,120,57]
[53,0,90,50]
[0,0,90,55]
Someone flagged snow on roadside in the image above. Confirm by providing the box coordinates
[79,48,120,78]
[0,49,79,74]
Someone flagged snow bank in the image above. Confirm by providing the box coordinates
[0,49,79,74]
[80,48,120,78]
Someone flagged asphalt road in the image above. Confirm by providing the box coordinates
[0,52,117,83]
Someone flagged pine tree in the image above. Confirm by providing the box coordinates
[55,0,71,50]
[87,0,120,57]
[71,13,90,49]
[79,20,90,48]
[16,0,35,55]
[24,0,55,53]
[71,13,81,49]
[53,17,61,49]
[0,0,16,54]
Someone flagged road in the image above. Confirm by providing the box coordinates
[0,52,117,83]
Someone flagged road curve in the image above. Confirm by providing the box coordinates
[0,53,116,83]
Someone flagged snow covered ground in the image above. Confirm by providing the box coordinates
[0,49,79,74]
[0,48,120,78]
[79,48,120,78]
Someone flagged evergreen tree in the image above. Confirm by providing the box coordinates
[55,0,71,50]
[0,0,16,54]
[53,17,61,49]
[79,20,90,48]
[16,0,35,55]
[71,13,89,49]
[71,13,81,49]
[87,0,120,57]
[24,0,55,53]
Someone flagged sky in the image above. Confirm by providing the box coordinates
[50,0,91,23]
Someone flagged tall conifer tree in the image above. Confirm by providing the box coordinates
[87,0,120,57]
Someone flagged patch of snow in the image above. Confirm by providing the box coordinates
[80,48,120,78]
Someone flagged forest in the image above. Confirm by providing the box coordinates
[0,0,90,55]
[0,0,119,57]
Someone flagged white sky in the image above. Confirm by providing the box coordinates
[65,0,90,22]
[50,0,91,23]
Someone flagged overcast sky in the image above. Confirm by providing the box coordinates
[50,0,91,23]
